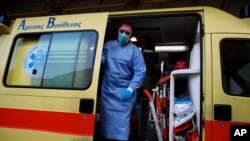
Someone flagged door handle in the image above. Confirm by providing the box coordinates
[79,98,94,114]
[214,104,231,121]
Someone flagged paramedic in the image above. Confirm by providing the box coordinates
[100,23,146,141]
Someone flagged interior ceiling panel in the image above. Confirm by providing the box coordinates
[0,0,247,19]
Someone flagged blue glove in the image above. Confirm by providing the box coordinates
[121,88,133,101]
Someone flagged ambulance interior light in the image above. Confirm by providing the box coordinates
[130,36,137,42]
[154,43,189,53]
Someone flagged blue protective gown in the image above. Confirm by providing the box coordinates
[100,40,146,140]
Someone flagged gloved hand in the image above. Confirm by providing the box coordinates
[121,87,133,101]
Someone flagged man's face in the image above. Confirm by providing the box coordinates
[118,25,132,38]
[117,24,133,45]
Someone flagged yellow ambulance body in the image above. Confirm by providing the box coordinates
[0,6,250,141]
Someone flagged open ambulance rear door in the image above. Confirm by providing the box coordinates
[0,13,108,141]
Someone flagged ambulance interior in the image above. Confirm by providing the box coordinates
[96,14,201,140]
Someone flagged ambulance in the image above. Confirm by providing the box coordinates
[0,5,250,141]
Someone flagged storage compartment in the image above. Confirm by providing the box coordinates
[169,69,200,141]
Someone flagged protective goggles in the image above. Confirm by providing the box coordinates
[118,29,131,36]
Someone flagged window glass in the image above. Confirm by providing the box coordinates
[6,31,98,89]
[221,39,250,96]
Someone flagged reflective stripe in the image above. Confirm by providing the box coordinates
[205,120,250,141]
[0,108,95,136]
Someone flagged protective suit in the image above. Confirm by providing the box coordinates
[100,40,146,140]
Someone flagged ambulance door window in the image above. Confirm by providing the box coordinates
[42,31,97,88]
[5,34,49,86]
[5,31,97,90]
[221,39,250,96]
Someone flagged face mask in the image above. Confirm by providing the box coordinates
[118,33,129,46]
